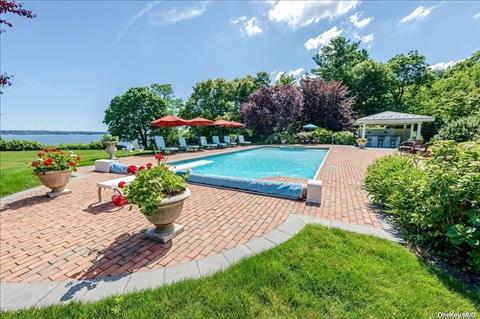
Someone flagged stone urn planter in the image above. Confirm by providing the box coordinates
[105,141,118,159]
[357,138,368,149]
[280,139,287,145]
[36,170,72,198]
[144,188,191,243]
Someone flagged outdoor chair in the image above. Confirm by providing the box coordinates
[199,136,217,149]
[238,135,252,145]
[212,136,228,148]
[154,136,179,154]
[178,137,200,152]
[399,139,425,154]
[223,136,237,147]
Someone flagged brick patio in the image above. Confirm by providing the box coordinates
[0,145,392,283]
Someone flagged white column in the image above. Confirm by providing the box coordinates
[361,123,366,138]
[416,122,422,139]
[409,123,414,139]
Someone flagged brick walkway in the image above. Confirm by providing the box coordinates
[0,145,392,283]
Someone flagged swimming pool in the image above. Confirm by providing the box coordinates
[172,147,328,180]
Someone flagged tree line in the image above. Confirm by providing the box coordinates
[104,36,480,146]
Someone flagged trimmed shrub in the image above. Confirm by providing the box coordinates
[0,139,44,151]
[311,128,332,144]
[365,141,480,273]
[332,131,356,145]
[57,142,104,150]
[434,115,480,142]
[264,132,299,144]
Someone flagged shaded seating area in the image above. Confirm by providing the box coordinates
[354,111,435,148]
[399,139,429,154]
[178,137,200,152]
[154,136,179,154]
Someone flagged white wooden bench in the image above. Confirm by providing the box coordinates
[96,160,212,202]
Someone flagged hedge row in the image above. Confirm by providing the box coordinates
[0,139,105,151]
[365,141,480,273]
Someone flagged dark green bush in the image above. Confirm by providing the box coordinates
[0,139,44,151]
[264,132,299,144]
[435,115,480,142]
[365,141,480,272]
[332,131,356,145]
[56,141,104,150]
[311,128,332,144]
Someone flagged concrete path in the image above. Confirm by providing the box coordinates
[0,214,402,311]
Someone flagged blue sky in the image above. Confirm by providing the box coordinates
[1,0,479,131]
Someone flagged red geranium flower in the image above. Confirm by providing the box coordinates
[68,161,77,167]
[37,152,45,157]
[118,181,126,188]
[127,165,137,174]
[76,156,81,161]
[112,194,127,207]
[44,158,54,166]
[154,154,164,161]
[146,163,153,169]
[31,161,39,167]
[138,165,145,171]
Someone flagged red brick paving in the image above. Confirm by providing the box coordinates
[0,145,392,282]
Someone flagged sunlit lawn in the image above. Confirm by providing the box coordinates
[0,150,152,197]
[2,225,479,318]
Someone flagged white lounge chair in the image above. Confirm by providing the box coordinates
[131,140,144,151]
[223,136,237,147]
[178,137,200,151]
[154,136,179,154]
[212,136,228,148]
[199,136,217,149]
[238,135,251,145]
[97,175,136,202]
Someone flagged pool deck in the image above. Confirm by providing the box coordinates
[0,145,396,309]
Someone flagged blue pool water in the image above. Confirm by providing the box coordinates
[172,147,328,180]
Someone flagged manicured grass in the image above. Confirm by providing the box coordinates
[4,226,479,318]
[0,150,153,197]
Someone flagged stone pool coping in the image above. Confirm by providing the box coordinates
[0,214,402,311]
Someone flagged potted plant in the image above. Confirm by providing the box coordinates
[31,148,80,197]
[112,154,191,243]
[356,138,368,149]
[102,134,119,159]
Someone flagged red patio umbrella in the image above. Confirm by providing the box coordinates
[151,115,189,127]
[211,119,236,127]
[229,120,246,128]
[186,117,214,126]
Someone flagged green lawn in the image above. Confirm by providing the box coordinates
[4,226,478,319]
[0,150,153,197]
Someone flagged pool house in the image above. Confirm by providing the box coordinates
[354,111,435,148]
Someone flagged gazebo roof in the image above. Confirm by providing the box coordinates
[354,111,435,125]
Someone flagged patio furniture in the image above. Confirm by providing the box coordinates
[199,136,217,149]
[95,159,119,173]
[178,137,200,152]
[131,140,144,151]
[399,139,424,153]
[238,135,251,145]
[97,175,136,202]
[212,136,228,148]
[223,136,237,147]
[154,136,179,154]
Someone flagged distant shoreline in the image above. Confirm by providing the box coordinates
[1,130,107,136]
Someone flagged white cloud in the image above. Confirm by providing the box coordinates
[267,0,358,29]
[115,1,162,43]
[430,59,464,71]
[349,12,373,29]
[273,68,305,82]
[474,12,480,19]
[304,26,343,50]
[232,16,263,37]
[150,2,208,25]
[355,33,374,48]
[400,6,435,24]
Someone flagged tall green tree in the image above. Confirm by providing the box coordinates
[351,60,394,116]
[387,50,433,109]
[311,36,368,88]
[104,85,175,147]
[150,84,184,114]
[276,73,296,86]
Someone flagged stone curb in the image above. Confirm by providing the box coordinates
[0,214,402,311]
